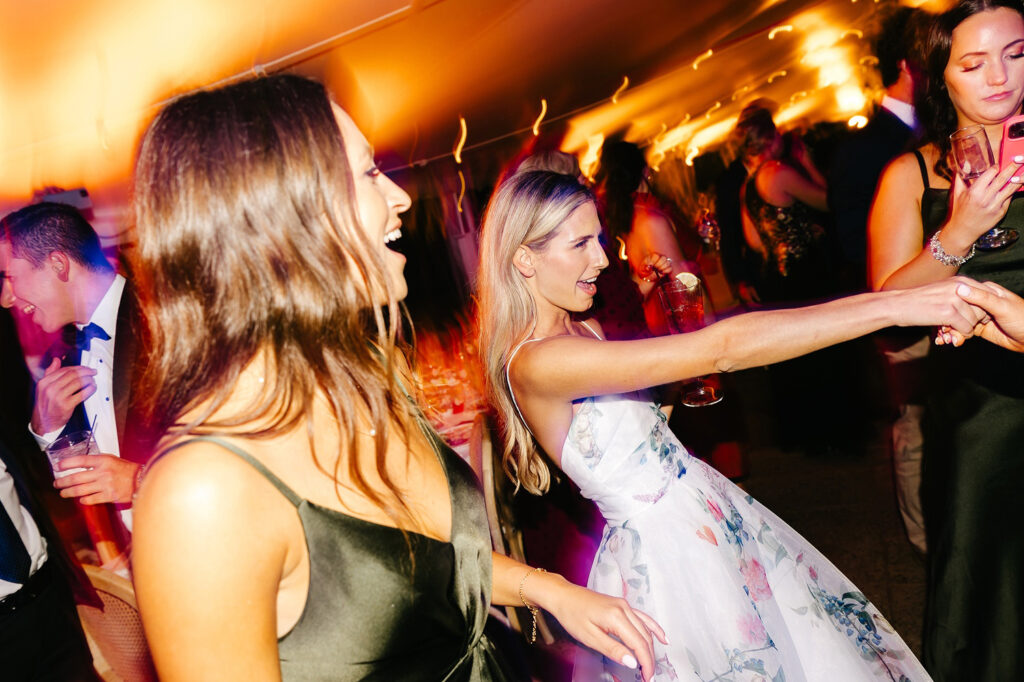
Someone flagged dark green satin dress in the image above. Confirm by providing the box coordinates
[914,157,1024,681]
[177,431,510,681]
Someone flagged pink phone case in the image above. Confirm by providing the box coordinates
[1000,114,1024,172]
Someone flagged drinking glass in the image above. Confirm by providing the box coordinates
[658,274,723,407]
[949,124,1019,249]
[45,430,96,479]
[45,429,124,567]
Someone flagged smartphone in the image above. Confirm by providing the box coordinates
[999,114,1024,172]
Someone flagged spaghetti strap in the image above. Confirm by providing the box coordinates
[156,435,304,507]
[578,320,603,340]
[504,321,604,431]
[505,337,543,435]
[913,149,930,189]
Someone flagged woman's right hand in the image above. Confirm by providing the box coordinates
[540,577,667,682]
[944,163,1022,250]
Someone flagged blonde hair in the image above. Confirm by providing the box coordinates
[132,74,416,522]
[477,171,593,494]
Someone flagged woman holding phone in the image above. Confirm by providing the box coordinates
[868,1,1024,678]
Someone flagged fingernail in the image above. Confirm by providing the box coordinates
[621,654,638,669]
[957,284,971,296]
[1015,155,1024,163]
[1012,176,1022,183]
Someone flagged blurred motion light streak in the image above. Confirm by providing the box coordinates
[611,77,629,103]
[453,115,467,164]
[532,99,547,135]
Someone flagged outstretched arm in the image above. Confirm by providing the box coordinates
[513,277,987,407]
[492,553,666,682]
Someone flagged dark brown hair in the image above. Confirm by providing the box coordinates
[132,74,415,521]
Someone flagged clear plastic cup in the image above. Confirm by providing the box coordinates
[45,430,96,479]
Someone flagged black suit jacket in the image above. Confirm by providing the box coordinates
[110,282,152,465]
[829,106,917,272]
[0,309,99,607]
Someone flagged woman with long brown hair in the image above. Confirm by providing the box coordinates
[129,74,664,681]
[868,1,1024,677]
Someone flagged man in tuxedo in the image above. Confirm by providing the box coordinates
[829,7,929,553]
[829,6,923,293]
[0,202,145,533]
[0,302,100,680]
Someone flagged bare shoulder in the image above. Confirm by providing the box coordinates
[134,439,291,549]
[508,332,601,393]
[883,150,924,182]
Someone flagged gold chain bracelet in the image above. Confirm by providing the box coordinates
[518,567,546,644]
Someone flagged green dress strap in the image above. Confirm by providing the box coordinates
[156,435,303,506]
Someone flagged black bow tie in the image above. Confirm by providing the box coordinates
[73,322,110,353]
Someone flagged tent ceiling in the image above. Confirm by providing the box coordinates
[0,0,930,207]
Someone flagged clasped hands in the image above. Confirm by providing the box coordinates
[936,279,1024,352]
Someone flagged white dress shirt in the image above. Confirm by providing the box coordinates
[880,95,917,131]
[31,273,131,529]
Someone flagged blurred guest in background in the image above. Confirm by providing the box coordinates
[738,107,832,304]
[594,139,696,336]
[830,6,924,293]
[736,107,859,455]
[868,1,1024,678]
[831,6,928,554]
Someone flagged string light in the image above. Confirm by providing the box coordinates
[705,101,722,119]
[684,146,700,166]
[453,116,467,164]
[859,56,879,66]
[769,25,793,40]
[532,99,547,136]
[768,70,788,83]
[457,169,466,213]
[611,76,629,103]
[848,115,868,128]
[692,49,713,70]
[731,85,750,101]
[842,29,864,40]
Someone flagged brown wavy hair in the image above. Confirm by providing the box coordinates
[131,74,416,522]
[919,0,1024,181]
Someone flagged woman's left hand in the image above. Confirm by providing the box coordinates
[531,572,668,681]
[937,280,1024,351]
[636,253,673,296]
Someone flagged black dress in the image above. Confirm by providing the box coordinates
[913,155,1024,681]
[166,428,512,681]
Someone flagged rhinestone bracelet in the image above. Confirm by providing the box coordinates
[929,230,976,267]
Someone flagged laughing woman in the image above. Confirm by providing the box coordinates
[476,170,989,681]
[129,74,665,681]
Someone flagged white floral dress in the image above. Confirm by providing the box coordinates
[507,334,930,682]
[564,392,930,681]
